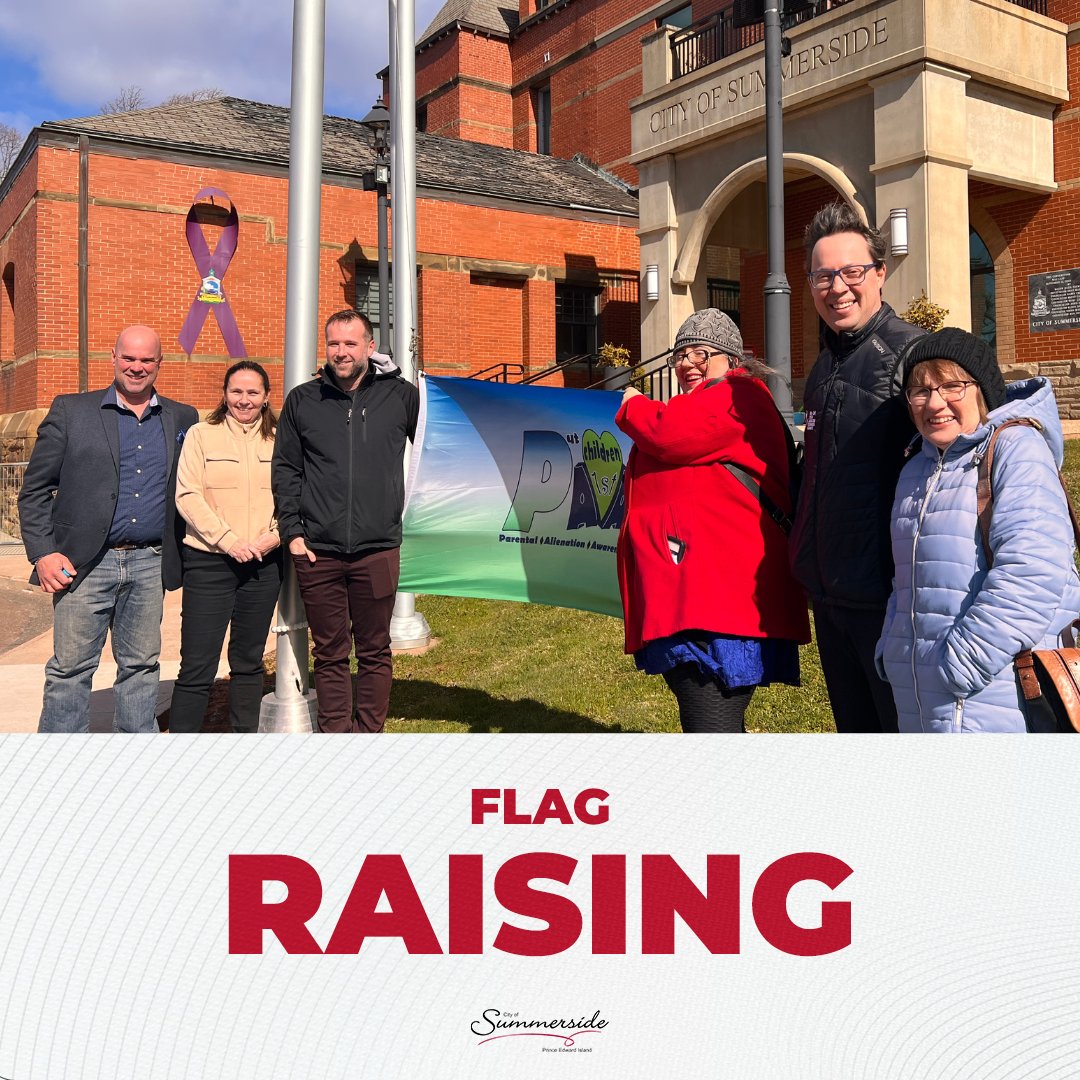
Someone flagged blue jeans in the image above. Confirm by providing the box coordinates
[39,546,165,733]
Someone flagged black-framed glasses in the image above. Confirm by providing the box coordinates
[667,348,723,369]
[904,380,975,406]
[807,263,881,290]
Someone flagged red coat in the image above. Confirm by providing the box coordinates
[615,373,811,653]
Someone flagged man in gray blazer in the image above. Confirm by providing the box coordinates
[18,325,199,732]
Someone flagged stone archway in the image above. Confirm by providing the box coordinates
[671,154,864,288]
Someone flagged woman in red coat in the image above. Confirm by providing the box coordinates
[616,309,810,732]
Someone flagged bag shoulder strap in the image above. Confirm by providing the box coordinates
[976,417,1080,569]
[700,376,796,537]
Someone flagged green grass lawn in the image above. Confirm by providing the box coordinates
[385,440,1080,734]
[183,440,1080,734]
[387,594,834,733]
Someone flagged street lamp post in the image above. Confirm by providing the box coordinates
[363,82,431,652]
[361,99,392,354]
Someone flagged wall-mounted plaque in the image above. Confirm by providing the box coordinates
[1029,269,1080,333]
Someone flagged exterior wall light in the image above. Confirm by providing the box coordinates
[644,263,660,302]
[889,208,909,257]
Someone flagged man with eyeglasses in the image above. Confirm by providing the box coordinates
[18,325,198,732]
[788,202,925,732]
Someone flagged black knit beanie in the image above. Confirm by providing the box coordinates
[901,328,1006,411]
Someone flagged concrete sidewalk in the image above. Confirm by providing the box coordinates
[0,547,268,733]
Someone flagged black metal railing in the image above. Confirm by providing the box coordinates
[671,8,760,80]
[586,351,677,402]
[521,353,597,385]
[670,0,1044,81]
[469,362,526,382]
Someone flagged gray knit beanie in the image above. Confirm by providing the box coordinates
[672,308,745,360]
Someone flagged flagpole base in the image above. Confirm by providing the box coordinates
[258,691,319,733]
[390,590,431,650]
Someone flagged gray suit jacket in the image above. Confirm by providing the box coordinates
[18,388,199,591]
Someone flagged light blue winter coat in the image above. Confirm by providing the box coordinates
[876,376,1080,732]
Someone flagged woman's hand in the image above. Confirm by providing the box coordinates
[622,386,643,404]
[227,540,258,563]
[254,531,280,555]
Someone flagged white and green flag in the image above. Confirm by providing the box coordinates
[401,375,632,617]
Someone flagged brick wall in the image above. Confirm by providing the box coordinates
[417,32,515,148]
[415,0,651,182]
[0,142,639,417]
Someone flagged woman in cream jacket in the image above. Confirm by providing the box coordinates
[172,361,281,732]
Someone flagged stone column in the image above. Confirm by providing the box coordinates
[638,154,692,365]
[871,63,973,329]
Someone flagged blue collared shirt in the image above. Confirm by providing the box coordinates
[102,386,168,545]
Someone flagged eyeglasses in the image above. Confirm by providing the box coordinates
[667,348,723,369]
[904,380,975,406]
[806,263,881,290]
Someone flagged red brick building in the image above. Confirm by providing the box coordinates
[414,0,1080,417]
[7,0,1080,441]
[0,96,639,442]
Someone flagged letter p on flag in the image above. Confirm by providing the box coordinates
[502,430,572,532]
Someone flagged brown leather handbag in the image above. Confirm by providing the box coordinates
[976,417,1080,733]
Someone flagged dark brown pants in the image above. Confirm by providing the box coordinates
[293,547,399,732]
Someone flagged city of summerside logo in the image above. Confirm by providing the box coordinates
[470,1008,607,1052]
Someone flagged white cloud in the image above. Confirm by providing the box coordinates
[0,0,447,119]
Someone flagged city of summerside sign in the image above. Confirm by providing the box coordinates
[641,12,893,148]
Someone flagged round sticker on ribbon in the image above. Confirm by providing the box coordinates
[178,188,248,357]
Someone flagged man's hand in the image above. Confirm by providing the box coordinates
[35,552,76,593]
[288,536,317,563]
[622,385,643,404]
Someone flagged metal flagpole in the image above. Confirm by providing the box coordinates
[388,0,432,649]
[763,0,794,424]
[260,0,325,730]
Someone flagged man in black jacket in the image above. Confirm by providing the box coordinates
[272,310,419,733]
[18,325,198,732]
[790,204,926,732]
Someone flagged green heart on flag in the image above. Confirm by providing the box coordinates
[581,428,623,522]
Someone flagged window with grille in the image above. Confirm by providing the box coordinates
[707,278,741,327]
[555,284,600,361]
[355,264,394,349]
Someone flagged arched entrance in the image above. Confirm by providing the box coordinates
[651,155,863,399]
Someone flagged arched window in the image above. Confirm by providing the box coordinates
[970,227,995,349]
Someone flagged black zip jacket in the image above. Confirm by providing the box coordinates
[789,303,925,608]
[272,364,419,554]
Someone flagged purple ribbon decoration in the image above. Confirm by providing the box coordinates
[178,187,248,358]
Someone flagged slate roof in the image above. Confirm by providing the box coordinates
[38,96,637,215]
[418,0,519,45]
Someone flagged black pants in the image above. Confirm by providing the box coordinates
[813,602,898,733]
[171,548,283,733]
[662,664,754,733]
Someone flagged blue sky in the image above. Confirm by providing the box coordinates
[0,0,447,139]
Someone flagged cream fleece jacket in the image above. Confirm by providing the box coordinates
[175,415,278,555]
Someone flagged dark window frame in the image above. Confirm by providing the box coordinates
[555,283,601,361]
[534,83,552,155]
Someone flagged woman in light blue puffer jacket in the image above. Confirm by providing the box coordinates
[876,328,1080,732]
